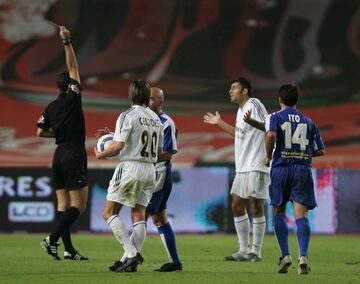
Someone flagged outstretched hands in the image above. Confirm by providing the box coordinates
[203,111,222,125]
[243,109,265,131]
[243,109,252,123]
[95,127,112,138]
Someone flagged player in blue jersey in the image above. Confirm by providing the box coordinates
[146,87,182,272]
[263,84,325,274]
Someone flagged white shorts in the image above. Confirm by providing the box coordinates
[107,161,155,207]
[230,171,269,199]
[153,170,166,193]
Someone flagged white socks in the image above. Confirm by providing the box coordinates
[234,214,266,256]
[120,220,146,262]
[159,233,172,262]
[251,216,266,257]
[234,214,250,253]
[107,215,137,258]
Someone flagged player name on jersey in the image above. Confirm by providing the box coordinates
[139,117,161,128]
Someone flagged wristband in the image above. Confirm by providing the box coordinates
[62,38,71,45]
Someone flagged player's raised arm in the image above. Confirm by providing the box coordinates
[203,111,235,137]
[59,26,80,84]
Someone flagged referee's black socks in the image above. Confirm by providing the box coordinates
[56,210,76,253]
[50,207,80,244]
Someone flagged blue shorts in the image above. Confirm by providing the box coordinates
[269,165,317,210]
[146,168,172,214]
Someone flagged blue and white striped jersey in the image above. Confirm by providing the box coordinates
[156,112,178,172]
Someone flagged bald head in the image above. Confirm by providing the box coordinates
[151,87,164,101]
[149,87,164,114]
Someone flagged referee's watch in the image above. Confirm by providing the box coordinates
[62,38,71,45]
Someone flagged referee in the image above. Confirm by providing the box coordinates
[37,26,88,261]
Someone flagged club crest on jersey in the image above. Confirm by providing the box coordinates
[70,84,80,93]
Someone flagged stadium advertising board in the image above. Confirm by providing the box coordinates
[90,167,230,233]
[337,170,360,233]
[0,168,89,232]
[0,167,354,233]
[0,168,55,231]
[266,169,337,234]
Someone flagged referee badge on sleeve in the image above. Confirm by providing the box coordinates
[37,115,45,124]
[70,84,80,94]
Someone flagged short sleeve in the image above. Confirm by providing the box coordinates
[113,112,132,142]
[250,99,267,122]
[162,122,177,154]
[36,108,51,130]
[265,113,276,133]
[313,123,325,151]
[158,123,164,150]
[68,79,82,95]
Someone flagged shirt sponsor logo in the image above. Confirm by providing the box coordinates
[8,201,54,222]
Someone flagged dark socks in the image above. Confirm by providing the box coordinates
[50,207,79,245]
[56,211,76,253]
[274,215,290,257]
[157,222,181,264]
[296,217,311,257]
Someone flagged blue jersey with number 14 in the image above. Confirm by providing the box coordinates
[265,108,324,168]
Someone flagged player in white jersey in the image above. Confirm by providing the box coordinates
[115,87,182,272]
[204,77,269,262]
[94,80,163,272]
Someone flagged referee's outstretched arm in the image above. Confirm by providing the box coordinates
[59,26,80,84]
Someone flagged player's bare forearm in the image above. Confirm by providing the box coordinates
[157,152,173,163]
[246,119,265,131]
[243,109,265,131]
[60,26,80,83]
[265,131,276,159]
[95,141,124,159]
[64,45,80,83]
[203,111,235,137]
[37,128,55,138]
[218,120,235,137]
[313,149,325,157]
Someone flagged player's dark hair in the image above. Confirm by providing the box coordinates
[57,71,70,92]
[278,84,299,107]
[232,77,253,97]
[128,80,150,106]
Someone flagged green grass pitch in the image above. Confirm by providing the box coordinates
[0,234,359,284]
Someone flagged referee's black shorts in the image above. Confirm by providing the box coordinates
[52,143,88,190]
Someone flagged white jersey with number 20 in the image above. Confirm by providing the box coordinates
[113,105,163,163]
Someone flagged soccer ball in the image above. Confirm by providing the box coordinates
[96,133,119,159]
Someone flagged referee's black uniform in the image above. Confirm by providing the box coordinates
[37,79,87,190]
